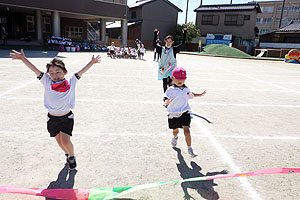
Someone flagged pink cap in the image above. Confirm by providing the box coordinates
[172,67,187,80]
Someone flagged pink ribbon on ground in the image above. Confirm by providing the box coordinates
[1,168,299,200]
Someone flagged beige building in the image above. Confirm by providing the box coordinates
[256,0,300,35]
[194,3,261,53]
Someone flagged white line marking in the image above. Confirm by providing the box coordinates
[191,72,300,78]
[219,68,300,93]
[0,60,78,97]
[0,81,292,93]
[1,97,300,108]
[0,130,299,140]
[80,83,290,93]
[0,80,36,97]
[193,117,262,200]
[85,74,300,85]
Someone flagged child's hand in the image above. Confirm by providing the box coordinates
[91,55,101,65]
[10,49,25,60]
[183,28,187,33]
[164,98,173,106]
[193,90,207,97]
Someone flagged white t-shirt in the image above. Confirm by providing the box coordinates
[109,45,115,51]
[39,73,79,114]
[140,48,145,53]
[164,85,194,115]
[131,51,137,56]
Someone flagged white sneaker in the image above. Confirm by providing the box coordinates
[188,148,197,158]
[171,137,178,147]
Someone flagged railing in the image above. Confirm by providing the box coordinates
[87,22,99,41]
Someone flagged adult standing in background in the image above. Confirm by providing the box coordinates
[153,28,187,92]
[1,26,7,45]
[153,37,161,61]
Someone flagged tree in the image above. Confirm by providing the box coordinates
[172,23,201,45]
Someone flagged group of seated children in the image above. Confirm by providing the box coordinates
[47,36,73,49]
[47,36,109,52]
[108,42,146,59]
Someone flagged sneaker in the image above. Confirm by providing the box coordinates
[188,148,197,158]
[68,156,77,170]
[171,137,178,147]
[65,154,69,164]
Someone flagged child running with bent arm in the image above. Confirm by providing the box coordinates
[164,67,206,157]
[9,49,101,170]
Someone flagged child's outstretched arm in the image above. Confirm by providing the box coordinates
[77,55,101,77]
[193,90,207,97]
[9,49,41,76]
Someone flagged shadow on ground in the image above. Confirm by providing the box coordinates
[45,164,77,200]
[173,147,228,200]
[0,49,64,58]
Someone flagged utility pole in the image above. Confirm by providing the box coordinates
[279,0,286,28]
[230,0,232,4]
[185,0,189,24]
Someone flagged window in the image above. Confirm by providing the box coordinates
[262,18,272,24]
[0,17,6,23]
[42,17,51,33]
[224,15,244,25]
[131,11,136,19]
[259,28,270,35]
[275,18,280,23]
[261,6,274,13]
[65,26,83,39]
[26,15,35,32]
[201,15,219,25]
[282,18,300,24]
[277,6,288,12]
[256,18,262,23]
[288,5,300,12]
[244,15,250,20]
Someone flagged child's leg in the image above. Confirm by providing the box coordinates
[183,126,197,157]
[54,134,69,154]
[183,126,191,147]
[58,131,77,169]
[57,131,74,156]
[171,128,179,147]
[173,128,179,138]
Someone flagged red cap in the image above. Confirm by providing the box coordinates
[172,67,187,80]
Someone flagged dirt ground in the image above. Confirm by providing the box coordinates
[0,50,300,200]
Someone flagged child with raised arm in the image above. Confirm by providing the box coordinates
[9,49,101,170]
[164,67,206,157]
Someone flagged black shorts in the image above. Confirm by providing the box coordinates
[168,111,191,129]
[110,50,114,54]
[47,111,74,137]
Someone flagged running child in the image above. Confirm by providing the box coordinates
[9,49,101,169]
[164,67,206,157]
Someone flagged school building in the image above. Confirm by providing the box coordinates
[194,2,261,53]
[0,0,128,46]
[256,0,300,35]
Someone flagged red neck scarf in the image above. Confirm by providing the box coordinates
[51,79,70,92]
